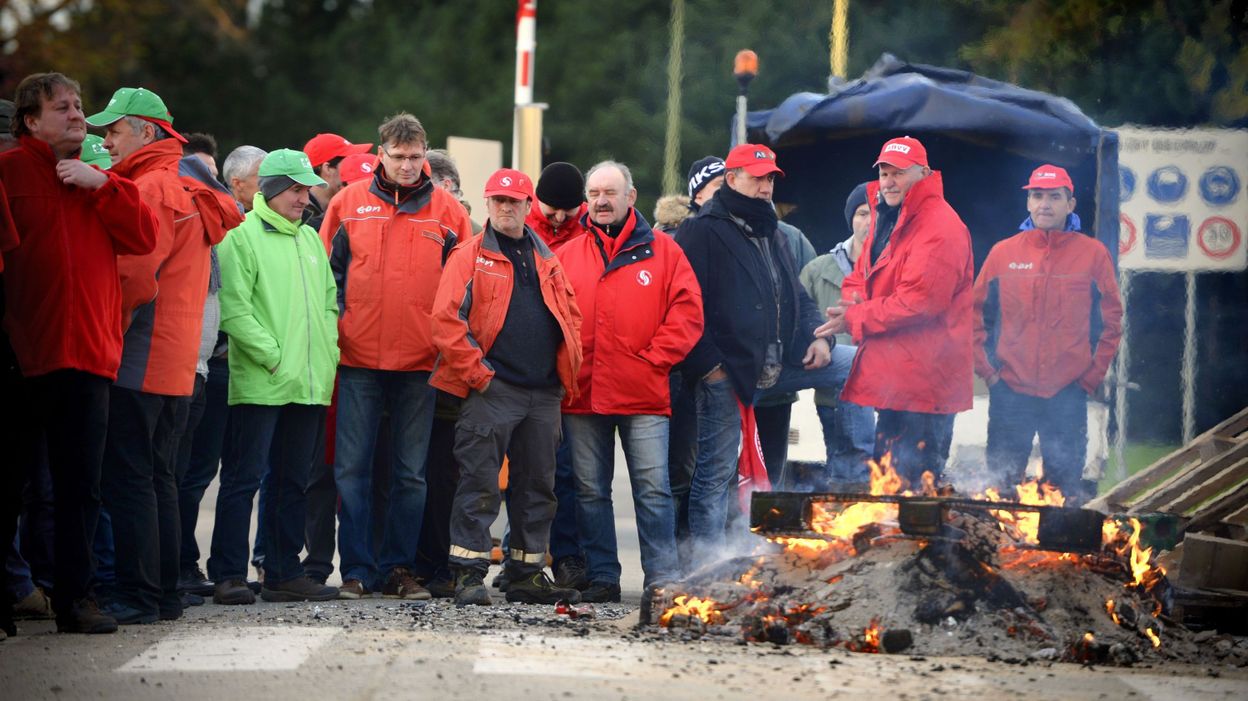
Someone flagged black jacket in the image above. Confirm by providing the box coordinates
[675,189,824,404]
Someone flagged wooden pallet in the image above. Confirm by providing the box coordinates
[1089,407,1248,539]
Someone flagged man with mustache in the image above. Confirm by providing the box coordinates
[816,136,974,488]
[973,165,1122,504]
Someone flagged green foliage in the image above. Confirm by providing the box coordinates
[2,0,1242,217]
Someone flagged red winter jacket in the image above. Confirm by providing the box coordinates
[111,140,240,396]
[840,172,974,414]
[429,225,582,399]
[0,136,157,380]
[321,171,473,371]
[973,228,1123,397]
[558,209,702,416]
[526,202,589,250]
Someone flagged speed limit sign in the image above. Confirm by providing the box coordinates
[1196,217,1241,260]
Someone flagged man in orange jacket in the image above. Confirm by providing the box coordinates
[973,165,1122,503]
[430,168,583,607]
[88,87,241,624]
[319,113,472,601]
[817,136,974,487]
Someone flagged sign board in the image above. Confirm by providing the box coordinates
[1116,126,1247,272]
[446,136,504,230]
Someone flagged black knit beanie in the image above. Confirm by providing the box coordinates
[843,182,870,233]
[687,156,726,200]
[535,162,585,210]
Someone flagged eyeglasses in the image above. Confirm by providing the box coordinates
[382,148,425,165]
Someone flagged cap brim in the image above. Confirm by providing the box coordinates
[347,143,373,155]
[84,110,125,127]
[289,172,328,187]
[873,156,921,169]
[484,189,531,201]
[742,163,784,178]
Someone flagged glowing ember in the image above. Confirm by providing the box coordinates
[1145,627,1162,648]
[1103,517,1167,592]
[980,478,1065,545]
[1083,631,1095,644]
[659,595,724,626]
[864,619,882,650]
[1105,598,1121,625]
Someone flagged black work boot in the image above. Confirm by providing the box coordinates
[454,568,491,607]
[553,556,589,591]
[580,581,622,603]
[260,575,338,602]
[505,570,582,605]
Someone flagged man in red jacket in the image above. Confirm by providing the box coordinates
[430,168,583,607]
[558,160,702,601]
[817,136,974,487]
[320,113,472,601]
[525,161,588,249]
[0,73,157,635]
[87,87,241,624]
[973,165,1122,503]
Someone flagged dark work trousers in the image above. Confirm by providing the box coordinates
[414,392,461,581]
[873,409,956,487]
[179,355,231,574]
[986,381,1092,502]
[102,386,190,617]
[172,374,207,576]
[448,380,562,577]
[666,372,697,559]
[209,403,325,585]
[4,370,110,619]
[301,409,334,583]
[754,401,793,489]
[18,445,55,593]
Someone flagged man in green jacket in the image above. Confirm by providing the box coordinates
[211,149,339,604]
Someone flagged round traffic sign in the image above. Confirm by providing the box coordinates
[1119,213,1137,255]
[1196,216,1241,260]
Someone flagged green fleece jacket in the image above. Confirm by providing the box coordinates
[218,194,338,406]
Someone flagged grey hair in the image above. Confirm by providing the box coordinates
[123,115,169,142]
[426,148,462,193]
[585,160,634,193]
[222,145,267,185]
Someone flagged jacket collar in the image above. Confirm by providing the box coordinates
[481,223,556,261]
[18,135,62,166]
[863,171,946,271]
[368,167,433,214]
[251,194,302,236]
[110,139,182,180]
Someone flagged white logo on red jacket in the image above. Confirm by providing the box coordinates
[476,255,494,267]
[1008,262,1034,270]
[637,270,652,286]
[884,143,912,155]
[356,205,381,214]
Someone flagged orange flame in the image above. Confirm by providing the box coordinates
[659,595,724,627]
[1105,598,1121,626]
[1104,518,1167,590]
[864,619,882,651]
[1145,627,1161,648]
[980,478,1065,546]
[1083,631,1095,644]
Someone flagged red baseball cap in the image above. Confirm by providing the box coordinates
[725,144,785,177]
[338,153,379,185]
[302,133,373,168]
[1022,164,1074,191]
[874,136,928,169]
[483,168,534,201]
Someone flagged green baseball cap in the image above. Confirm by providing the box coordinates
[80,134,112,169]
[85,87,187,143]
[258,149,328,187]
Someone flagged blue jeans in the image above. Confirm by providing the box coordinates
[6,533,34,601]
[816,400,876,485]
[754,343,856,403]
[687,375,741,564]
[565,414,680,589]
[334,366,435,588]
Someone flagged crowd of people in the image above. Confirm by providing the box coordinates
[0,71,1122,637]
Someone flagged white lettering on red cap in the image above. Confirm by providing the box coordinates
[361,163,372,172]
[754,150,770,159]
[1036,171,1056,179]
[884,143,912,155]
[500,176,513,186]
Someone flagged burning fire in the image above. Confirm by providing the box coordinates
[658,595,724,627]
[1145,627,1161,648]
[981,478,1065,546]
[1102,518,1167,591]
[1105,597,1120,625]
[863,619,882,651]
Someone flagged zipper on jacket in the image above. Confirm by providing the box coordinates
[294,232,316,402]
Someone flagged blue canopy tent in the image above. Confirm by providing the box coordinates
[745,54,1119,267]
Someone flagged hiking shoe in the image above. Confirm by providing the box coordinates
[580,581,622,603]
[178,566,215,596]
[553,557,589,591]
[179,591,205,607]
[13,587,54,619]
[426,575,455,599]
[337,578,370,600]
[491,569,512,592]
[261,576,338,602]
[101,601,158,625]
[454,570,491,607]
[213,579,256,605]
[55,598,117,634]
[505,571,582,605]
[382,567,431,601]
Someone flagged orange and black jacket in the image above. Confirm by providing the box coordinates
[429,224,582,399]
[320,170,473,372]
[112,139,240,396]
[973,226,1123,398]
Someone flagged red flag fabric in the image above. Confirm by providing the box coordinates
[737,399,771,512]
